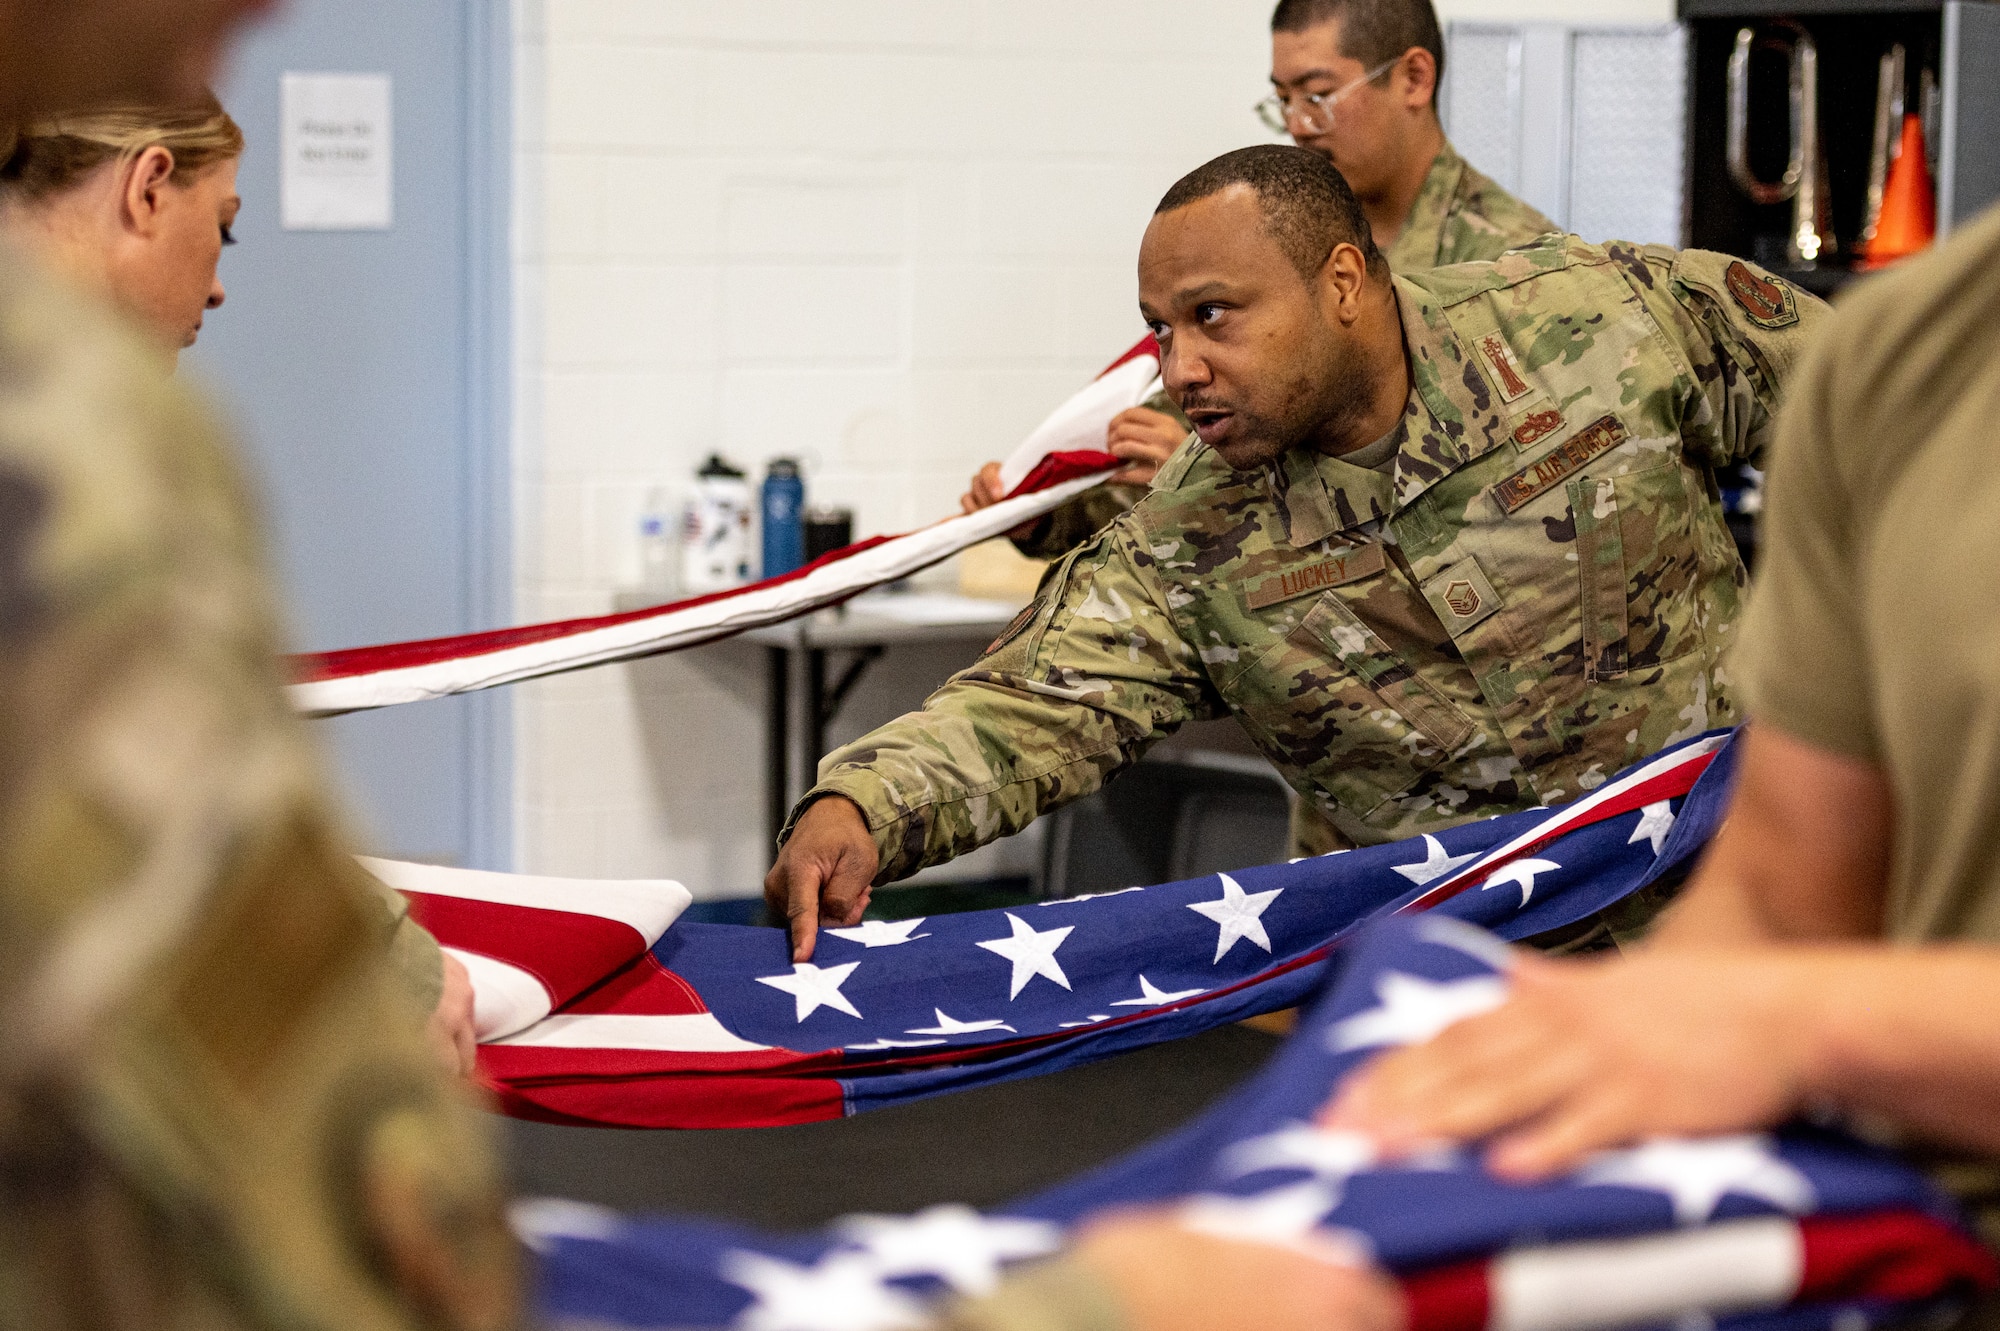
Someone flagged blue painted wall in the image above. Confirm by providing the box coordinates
[188,0,511,867]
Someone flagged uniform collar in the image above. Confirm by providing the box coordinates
[1385,140,1466,272]
[1271,275,1511,545]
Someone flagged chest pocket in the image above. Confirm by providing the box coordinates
[1568,452,1706,680]
[1216,591,1476,820]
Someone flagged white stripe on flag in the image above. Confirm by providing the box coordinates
[491,1012,773,1054]
[448,947,555,1043]
[359,856,692,942]
[292,468,1113,716]
[1492,1216,1803,1331]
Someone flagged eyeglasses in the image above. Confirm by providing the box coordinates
[1254,57,1400,135]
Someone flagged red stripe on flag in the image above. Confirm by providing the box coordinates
[1399,750,1716,915]
[1798,1210,2000,1301]
[490,1073,849,1129]
[405,891,645,1010]
[1400,1259,1490,1331]
[1101,333,1160,376]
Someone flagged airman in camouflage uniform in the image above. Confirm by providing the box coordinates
[0,245,521,1328]
[1011,141,1553,564]
[775,147,1822,959]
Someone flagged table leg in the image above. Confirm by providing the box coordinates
[805,647,828,788]
[765,644,790,853]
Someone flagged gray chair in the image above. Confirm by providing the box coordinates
[1040,752,1294,898]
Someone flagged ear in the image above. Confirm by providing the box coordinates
[1397,46,1438,112]
[1321,242,1373,323]
[120,145,178,237]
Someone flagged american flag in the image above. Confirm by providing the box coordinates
[516,908,1995,1331]
[396,732,1733,1129]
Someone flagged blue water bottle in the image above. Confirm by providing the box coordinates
[760,457,805,578]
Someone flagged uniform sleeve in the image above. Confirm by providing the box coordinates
[936,1259,1128,1331]
[1648,247,1831,470]
[374,875,446,1011]
[1730,293,1878,762]
[792,515,1221,882]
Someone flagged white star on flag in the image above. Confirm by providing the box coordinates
[845,1037,947,1051]
[1223,1124,1378,1196]
[755,961,864,1022]
[905,1009,1016,1037]
[720,1250,929,1331]
[1392,834,1480,886]
[824,918,932,948]
[1329,972,1509,1051]
[976,913,1074,999]
[1058,1015,1112,1028]
[1175,1182,1374,1266]
[1110,975,1208,1007]
[1575,1135,1817,1225]
[1477,857,1562,907]
[1187,873,1283,963]
[1629,801,1676,855]
[837,1205,1063,1297]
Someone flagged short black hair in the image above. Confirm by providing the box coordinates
[1155,144,1386,280]
[1271,0,1446,102]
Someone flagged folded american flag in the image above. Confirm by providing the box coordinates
[399,732,1733,1130]
[518,909,1996,1331]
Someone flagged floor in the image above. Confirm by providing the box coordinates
[503,1023,1281,1230]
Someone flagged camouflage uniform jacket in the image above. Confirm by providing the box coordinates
[802,237,1824,879]
[0,248,517,1330]
[1012,140,1555,562]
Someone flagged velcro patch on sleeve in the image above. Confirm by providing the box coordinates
[1724,260,1799,329]
[1246,542,1388,610]
[1490,415,1629,513]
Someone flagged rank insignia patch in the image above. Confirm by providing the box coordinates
[1477,333,1534,403]
[1246,542,1388,610]
[1511,408,1564,448]
[1490,415,1629,514]
[1724,260,1799,329]
[1423,556,1502,633]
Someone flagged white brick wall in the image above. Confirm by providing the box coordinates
[512,1,1276,894]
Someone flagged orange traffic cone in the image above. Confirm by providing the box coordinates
[1862,113,1935,268]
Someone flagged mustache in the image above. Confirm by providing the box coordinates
[1179,396,1232,416]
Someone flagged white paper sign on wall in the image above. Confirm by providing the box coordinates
[281,72,393,230]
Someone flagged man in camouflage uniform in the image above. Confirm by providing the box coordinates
[771,145,1822,963]
[964,0,1553,856]
[0,2,521,1327]
[965,0,1555,563]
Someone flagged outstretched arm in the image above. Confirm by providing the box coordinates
[769,518,1218,959]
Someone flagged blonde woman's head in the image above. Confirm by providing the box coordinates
[0,95,244,357]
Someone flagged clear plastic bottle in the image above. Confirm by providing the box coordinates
[638,485,678,597]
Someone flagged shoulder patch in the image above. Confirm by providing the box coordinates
[1723,260,1799,329]
[984,597,1044,656]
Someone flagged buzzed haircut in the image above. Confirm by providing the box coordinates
[1155,144,1386,280]
[1271,0,1446,101]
